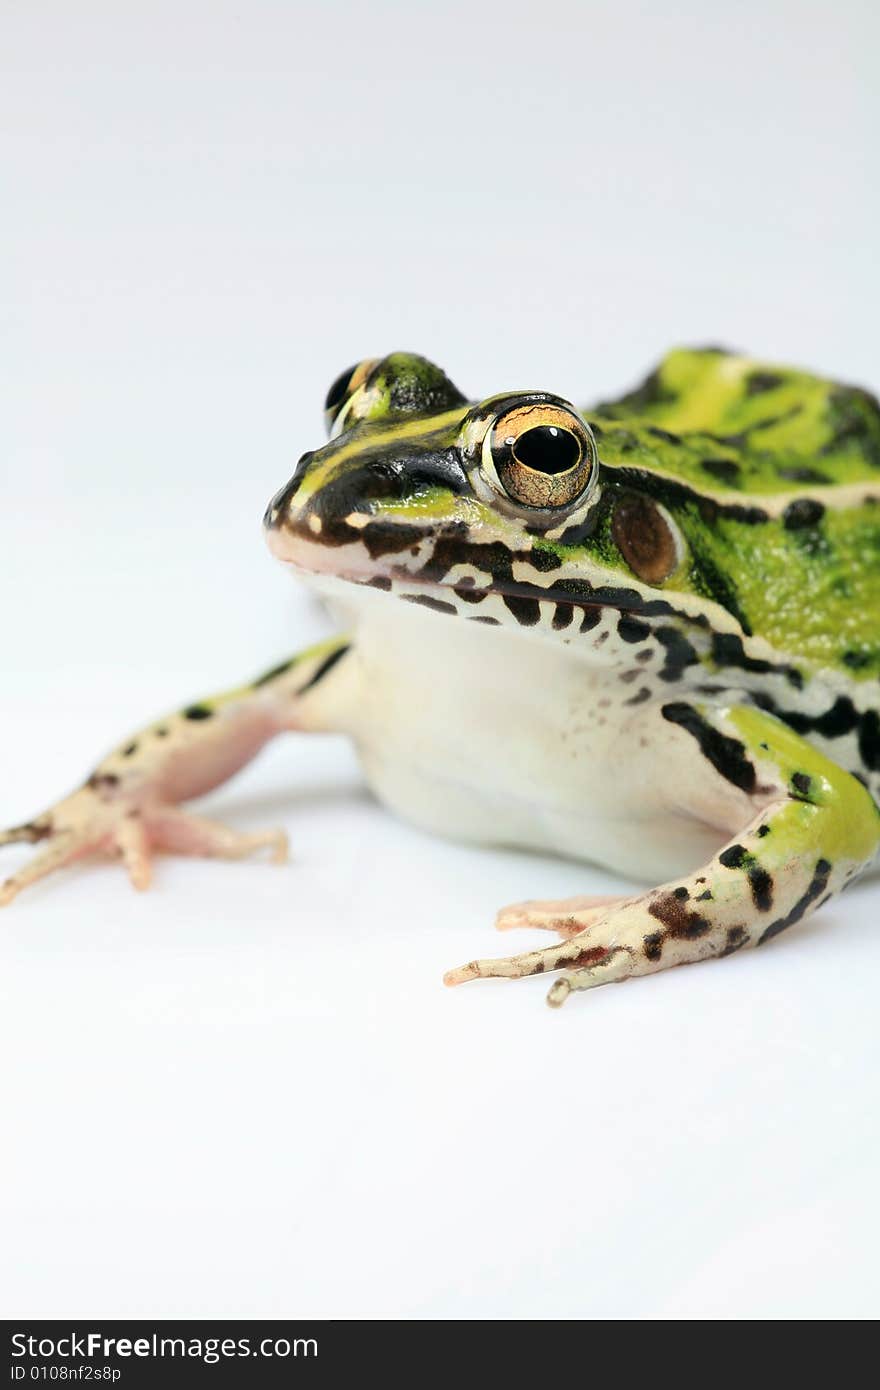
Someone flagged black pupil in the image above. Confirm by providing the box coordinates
[324,365,357,414]
[512,425,580,475]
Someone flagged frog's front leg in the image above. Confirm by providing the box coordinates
[0,635,353,904]
[445,704,880,1007]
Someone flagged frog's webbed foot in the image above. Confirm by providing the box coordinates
[0,788,288,907]
[445,911,638,1005]
[495,893,629,939]
[147,807,288,865]
[447,704,880,1008]
[0,636,356,906]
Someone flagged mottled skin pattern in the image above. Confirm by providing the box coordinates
[3,347,880,1008]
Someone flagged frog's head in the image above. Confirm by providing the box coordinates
[265,353,687,638]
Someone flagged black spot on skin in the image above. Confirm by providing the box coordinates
[252,658,295,689]
[673,886,689,900]
[858,710,880,770]
[362,520,433,560]
[662,703,756,792]
[87,772,120,792]
[579,607,602,633]
[710,632,802,689]
[402,594,458,616]
[748,864,774,912]
[503,595,541,627]
[297,644,351,696]
[654,626,699,682]
[468,615,500,625]
[745,371,784,396]
[183,705,213,721]
[647,425,682,445]
[636,649,653,662]
[783,498,825,530]
[565,945,611,971]
[790,771,812,799]
[765,693,858,742]
[617,615,651,644]
[757,823,771,837]
[842,649,872,671]
[701,458,741,485]
[368,575,392,591]
[624,686,651,706]
[696,889,713,901]
[643,932,664,962]
[758,859,832,945]
[155,727,169,738]
[9,819,52,843]
[528,547,563,573]
[777,465,831,484]
[452,586,487,606]
[552,603,574,631]
[648,893,711,939]
[720,926,748,956]
[122,742,138,757]
[719,844,748,869]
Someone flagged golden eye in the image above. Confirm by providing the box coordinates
[485,402,596,509]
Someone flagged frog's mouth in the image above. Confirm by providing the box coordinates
[263,470,719,637]
[263,510,678,643]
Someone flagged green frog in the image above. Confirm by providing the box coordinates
[4,347,880,1007]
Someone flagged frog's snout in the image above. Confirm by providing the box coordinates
[263,454,311,538]
[264,442,469,576]
[264,449,402,556]
[263,448,419,579]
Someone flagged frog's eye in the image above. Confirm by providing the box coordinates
[483,402,596,510]
[323,359,379,436]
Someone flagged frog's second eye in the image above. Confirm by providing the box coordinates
[322,358,379,436]
[324,365,357,416]
[485,403,596,509]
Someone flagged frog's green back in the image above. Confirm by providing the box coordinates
[590,346,880,495]
[580,348,880,678]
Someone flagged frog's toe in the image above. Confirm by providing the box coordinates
[495,893,628,938]
[148,806,289,864]
[444,928,615,988]
[0,827,104,906]
[0,794,289,906]
[116,815,153,891]
[0,821,52,847]
[546,949,635,1007]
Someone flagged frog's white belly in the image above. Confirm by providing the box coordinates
[325,589,747,883]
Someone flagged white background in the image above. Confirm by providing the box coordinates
[2,0,879,1319]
